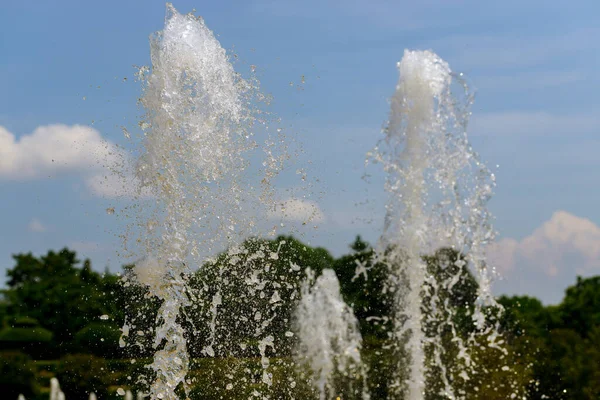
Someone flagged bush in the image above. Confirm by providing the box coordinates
[0,351,39,399]
[0,324,54,359]
[55,354,110,399]
[74,322,122,358]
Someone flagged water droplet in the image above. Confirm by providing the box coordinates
[99,314,109,320]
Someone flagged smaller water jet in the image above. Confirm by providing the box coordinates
[49,378,65,400]
[295,268,369,400]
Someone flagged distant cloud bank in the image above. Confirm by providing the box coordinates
[489,211,600,303]
[0,124,147,199]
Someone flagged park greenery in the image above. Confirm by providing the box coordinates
[1,236,599,399]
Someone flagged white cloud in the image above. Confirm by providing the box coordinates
[0,124,145,198]
[85,173,153,199]
[488,211,600,303]
[0,124,121,179]
[268,198,325,224]
[28,218,47,233]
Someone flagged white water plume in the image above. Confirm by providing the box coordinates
[294,269,369,400]
[128,4,283,398]
[49,378,65,400]
[369,50,502,399]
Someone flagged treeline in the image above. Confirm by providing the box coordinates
[1,236,599,399]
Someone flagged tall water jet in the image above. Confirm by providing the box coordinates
[129,4,277,398]
[370,50,501,399]
[295,269,369,400]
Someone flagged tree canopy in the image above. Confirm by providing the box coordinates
[1,238,600,399]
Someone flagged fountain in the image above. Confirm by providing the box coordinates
[113,4,512,400]
[49,378,65,400]
[123,3,288,399]
[294,269,369,400]
[6,5,517,400]
[368,49,506,399]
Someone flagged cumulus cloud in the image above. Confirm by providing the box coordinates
[28,218,47,233]
[0,124,121,179]
[85,173,153,199]
[0,124,145,198]
[488,211,600,303]
[268,198,325,224]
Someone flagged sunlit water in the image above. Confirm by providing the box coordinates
[124,3,288,399]
[369,50,506,399]
[12,13,517,400]
[101,5,511,400]
[295,269,369,400]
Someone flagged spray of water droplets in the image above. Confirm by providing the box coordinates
[123,4,287,398]
[294,269,370,400]
[368,50,506,399]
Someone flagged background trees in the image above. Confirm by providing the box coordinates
[1,239,600,398]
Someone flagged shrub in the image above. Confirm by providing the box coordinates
[55,354,110,399]
[74,322,122,358]
[0,323,54,359]
[0,351,39,399]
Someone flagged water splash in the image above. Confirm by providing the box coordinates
[294,269,369,400]
[132,4,257,398]
[128,4,286,398]
[49,378,65,400]
[369,50,501,399]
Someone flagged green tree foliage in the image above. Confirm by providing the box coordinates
[0,317,53,358]
[559,276,600,338]
[332,236,392,338]
[3,248,125,355]
[187,235,333,357]
[74,322,123,358]
[55,353,110,399]
[0,351,39,399]
[498,276,600,400]
[1,242,600,399]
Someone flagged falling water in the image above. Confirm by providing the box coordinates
[295,269,369,400]
[126,3,281,399]
[116,3,509,398]
[369,50,501,399]
[49,378,65,400]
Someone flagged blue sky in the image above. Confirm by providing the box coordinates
[1,0,599,304]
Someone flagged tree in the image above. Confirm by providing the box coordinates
[331,236,391,338]
[187,235,334,357]
[559,276,600,338]
[0,316,53,358]
[3,248,125,353]
[56,353,110,399]
[0,351,38,398]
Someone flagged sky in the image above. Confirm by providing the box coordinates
[1,0,599,304]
